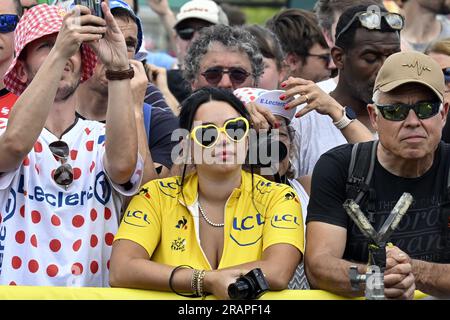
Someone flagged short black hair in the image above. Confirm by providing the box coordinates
[335,4,399,50]
[179,87,251,132]
[314,0,383,37]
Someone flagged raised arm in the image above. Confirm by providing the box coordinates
[146,0,176,53]
[130,60,160,184]
[281,77,374,144]
[92,3,138,184]
[0,8,105,173]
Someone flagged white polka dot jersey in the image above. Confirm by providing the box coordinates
[0,118,143,287]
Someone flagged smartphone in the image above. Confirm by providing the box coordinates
[74,0,103,18]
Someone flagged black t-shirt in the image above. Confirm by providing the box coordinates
[307,142,450,263]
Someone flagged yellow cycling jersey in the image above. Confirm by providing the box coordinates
[114,170,304,270]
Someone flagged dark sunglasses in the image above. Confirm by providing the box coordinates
[201,67,252,87]
[0,14,19,33]
[443,68,450,84]
[336,11,404,41]
[49,140,74,188]
[376,101,441,121]
[191,117,250,148]
[176,26,204,41]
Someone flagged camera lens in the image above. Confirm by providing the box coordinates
[228,280,250,300]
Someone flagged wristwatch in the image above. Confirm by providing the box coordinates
[333,106,356,130]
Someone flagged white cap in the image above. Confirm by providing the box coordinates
[174,0,229,28]
[233,88,296,123]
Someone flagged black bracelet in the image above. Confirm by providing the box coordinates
[169,265,199,298]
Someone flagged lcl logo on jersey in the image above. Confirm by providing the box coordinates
[123,210,151,228]
[271,214,301,229]
[158,180,181,198]
[230,213,265,247]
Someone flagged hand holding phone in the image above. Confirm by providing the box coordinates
[74,0,104,19]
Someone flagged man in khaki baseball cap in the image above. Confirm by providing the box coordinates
[304,50,450,300]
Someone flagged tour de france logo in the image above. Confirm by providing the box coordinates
[171,237,186,252]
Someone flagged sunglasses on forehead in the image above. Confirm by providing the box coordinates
[336,11,404,42]
[191,117,250,148]
[49,140,74,188]
[0,14,19,33]
[376,101,441,121]
[201,67,252,87]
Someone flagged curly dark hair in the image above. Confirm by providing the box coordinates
[183,24,264,86]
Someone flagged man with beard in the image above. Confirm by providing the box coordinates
[0,3,142,286]
[288,4,401,177]
[329,4,402,132]
[395,0,450,52]
[77,0,178,181]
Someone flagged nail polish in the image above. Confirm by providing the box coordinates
[281,83,286,88]
[279,95,286,101]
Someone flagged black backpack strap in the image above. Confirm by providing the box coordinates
[346,140,378,205]
[438,142,450,261]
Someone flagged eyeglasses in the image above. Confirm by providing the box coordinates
[0,14,19,33]
[176,26,205,41]
[201,67,252,87]
[190,117,250,148]
[335,11,404,41]
[49,140,74,188]
[376,102,441,121]
[443,68,450,84]
[306,53,331,65]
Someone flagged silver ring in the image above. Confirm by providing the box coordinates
[304,94,309,103]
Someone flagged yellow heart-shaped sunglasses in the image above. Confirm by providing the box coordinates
[190,117,250,148]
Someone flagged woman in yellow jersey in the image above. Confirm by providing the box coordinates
[110,87,304,299]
